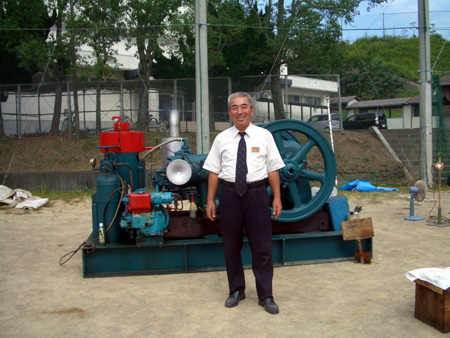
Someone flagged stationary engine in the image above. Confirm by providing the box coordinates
[83,113,370,277]
[151,138,209,212]
[91,116,175,244]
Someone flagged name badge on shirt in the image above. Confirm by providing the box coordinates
[252,147,260,153]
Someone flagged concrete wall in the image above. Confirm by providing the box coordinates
[1,171,99,191]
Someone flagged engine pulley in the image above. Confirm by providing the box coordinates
[263,120,337,222]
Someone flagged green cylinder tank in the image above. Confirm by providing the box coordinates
[92,161,121,243]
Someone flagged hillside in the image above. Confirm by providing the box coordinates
[340,35,450,99]
[0,129,407,186]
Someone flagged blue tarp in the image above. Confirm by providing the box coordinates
[338,180,399,192]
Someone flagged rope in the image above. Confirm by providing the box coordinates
[432,36,449,70]
[59,240,96,266]
[258,6,301,97]
[1,43,56,178]
[2,139,20,185]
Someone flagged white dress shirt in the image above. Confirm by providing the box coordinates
[203,123,285,182]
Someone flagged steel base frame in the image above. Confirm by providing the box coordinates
[82,231,372,278]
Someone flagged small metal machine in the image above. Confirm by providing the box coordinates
[82,113,371,277]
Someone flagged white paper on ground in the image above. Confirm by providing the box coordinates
[0,185,49,210]
[406,267,450,290]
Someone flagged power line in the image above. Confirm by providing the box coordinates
[1,23,450,33]
[382,10,450,15]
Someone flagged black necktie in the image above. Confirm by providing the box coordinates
[235,131,248,197]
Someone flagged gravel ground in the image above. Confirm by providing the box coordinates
[0,190,449,337]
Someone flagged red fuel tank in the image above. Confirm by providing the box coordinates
[127,192,151,213]
[99,116,145,153]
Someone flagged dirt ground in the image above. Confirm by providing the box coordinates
[0,190,449,337]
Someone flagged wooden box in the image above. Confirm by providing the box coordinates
[414,279,450,333]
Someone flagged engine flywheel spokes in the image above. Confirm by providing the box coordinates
[263,120,337,222]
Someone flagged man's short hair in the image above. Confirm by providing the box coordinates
[228,92,253,109]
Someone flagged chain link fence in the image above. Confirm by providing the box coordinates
[0,74,339,136]
[432,75,450,185]
[1,74,448,184]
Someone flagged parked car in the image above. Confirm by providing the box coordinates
[343,112,387,130]
[306,113,340,131]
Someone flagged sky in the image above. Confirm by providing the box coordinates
[341,0,450,42]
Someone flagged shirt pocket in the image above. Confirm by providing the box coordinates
[247,141,267,166]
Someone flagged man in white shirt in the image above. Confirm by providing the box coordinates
[203,92,285,314]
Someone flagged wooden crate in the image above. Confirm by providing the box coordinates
[414,279,450,333]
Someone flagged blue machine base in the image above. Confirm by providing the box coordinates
[404,216,424,221]
[82,231,373,277]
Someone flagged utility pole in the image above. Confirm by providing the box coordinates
[418,0,433,185]
[195,0,210,154]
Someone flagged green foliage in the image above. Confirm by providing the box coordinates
[207,0,252,76]
[2,0,449,107]
[342,55,405,99]
[0,0,53,84]
[340,34,450,99]
[74,0,123,80]
[430,34,450,71]
[123,0,184,130]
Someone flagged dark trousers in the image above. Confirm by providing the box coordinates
[219,184,273,302]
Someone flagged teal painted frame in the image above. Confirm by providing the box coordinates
[82,231,372,277]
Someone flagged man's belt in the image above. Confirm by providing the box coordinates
[222,179,266,189]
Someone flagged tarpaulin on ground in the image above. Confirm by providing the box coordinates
[0,185,48,209]
[338,180,399,192]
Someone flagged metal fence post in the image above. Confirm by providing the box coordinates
[38,93,42,133]
[120,79,124,120]
[17,84,21,139]
[67,81,73,137]
[285,74,289,118]
[173,79,178,111]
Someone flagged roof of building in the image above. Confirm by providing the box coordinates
[439,75,450,86]
[348,97,411,109]
[330,96,360,105]
[405,96,420,105]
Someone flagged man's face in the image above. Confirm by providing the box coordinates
[228,96,255,131]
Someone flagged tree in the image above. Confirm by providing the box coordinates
[0,0,52,85]
[341,56,404,100]
[124,0,184,131]
[340,35,450,99]
[46,0,71,135]
[166,0,273,130]
[76,0,123,134]
[206,0,254,130]
[0,0,53,136]
[237,0,387,119]
[67,0,82,139]
[14,0,72,135]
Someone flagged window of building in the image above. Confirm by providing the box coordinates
[303,96,321,106]
[288,94,301,103]
[288,94,321,106]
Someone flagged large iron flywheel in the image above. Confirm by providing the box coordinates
[263,120,337,222]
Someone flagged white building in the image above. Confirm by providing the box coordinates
[252,75,339,123]
[0,25,340,135]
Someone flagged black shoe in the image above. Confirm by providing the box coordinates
[225,291,246,308]
[259,297,279,314]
